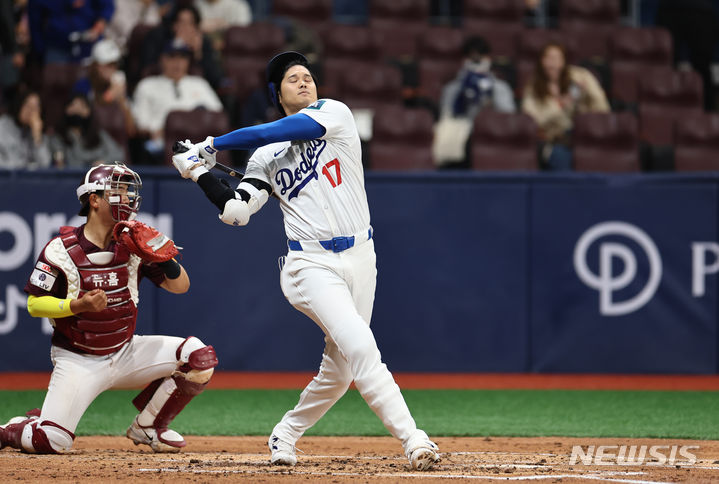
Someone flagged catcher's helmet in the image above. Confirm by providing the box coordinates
[77,163,142,221]
[266,51,316,116]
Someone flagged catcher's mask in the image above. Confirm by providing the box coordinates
[266,51,317,117]
[77,163,142,222]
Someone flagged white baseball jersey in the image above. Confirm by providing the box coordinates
[243,99,370,241]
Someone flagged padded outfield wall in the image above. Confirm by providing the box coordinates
[0,169,717,373]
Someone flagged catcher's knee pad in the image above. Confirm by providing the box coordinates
[132,338,218,431]
[21,420,75,454]
[175,336,218,385]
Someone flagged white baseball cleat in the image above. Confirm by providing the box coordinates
[405,430,440,471]
[126,417,185,453]
[268,434,297,466]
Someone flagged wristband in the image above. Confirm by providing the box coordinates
[158,258,181,279]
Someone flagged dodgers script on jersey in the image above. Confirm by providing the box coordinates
[243,99,370,241]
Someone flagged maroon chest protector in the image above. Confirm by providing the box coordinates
[52,226,138,355]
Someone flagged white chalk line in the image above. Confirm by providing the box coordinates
[153,452,719,470]
[136,467,674,483]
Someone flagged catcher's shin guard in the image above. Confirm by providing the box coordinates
[129,337,217,451]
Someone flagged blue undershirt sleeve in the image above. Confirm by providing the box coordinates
[213,113,326,151]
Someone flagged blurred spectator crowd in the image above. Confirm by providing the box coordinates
[1,0,719,172]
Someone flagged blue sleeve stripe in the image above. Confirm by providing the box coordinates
[213,113,326,151]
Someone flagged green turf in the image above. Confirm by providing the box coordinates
[2,389,717,440]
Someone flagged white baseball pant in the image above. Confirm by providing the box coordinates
[40,335,185,436]
[273,237,418,446]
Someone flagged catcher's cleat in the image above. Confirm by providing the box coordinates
[405,431,440,471]
[268,434,297,466]
[0,413,38,450]
[126,417,185,453]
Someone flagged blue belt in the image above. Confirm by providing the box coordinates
[288,228,373,253]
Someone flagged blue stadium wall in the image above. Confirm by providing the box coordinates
[0,169,717,374]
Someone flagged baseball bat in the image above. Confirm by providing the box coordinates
[171,141,245,180]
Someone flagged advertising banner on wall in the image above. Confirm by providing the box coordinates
[530,180,718,373]
[0,171,716,373]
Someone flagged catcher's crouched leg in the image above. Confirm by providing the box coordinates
[126,337,218,452]
[1,412,75,454]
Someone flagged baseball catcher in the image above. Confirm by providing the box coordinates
[0,162,218,454]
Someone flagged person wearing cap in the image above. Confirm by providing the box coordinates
[131,38,222,164]
[75,38,127,103]
[170,51,441,471]
[0,163,218,454]
[74,39,137,142]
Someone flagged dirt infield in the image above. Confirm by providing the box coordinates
[2,436,718,483]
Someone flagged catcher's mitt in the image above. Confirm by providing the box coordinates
[112,220,179,263]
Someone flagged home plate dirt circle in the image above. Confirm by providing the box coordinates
[1,436,718,482]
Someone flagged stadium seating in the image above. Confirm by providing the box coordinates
[470,112,538,171]
[558,0,620,30]
[339,63,403,111]
[47,5,710,172]
[321,25,383,99]
[323,25,381,61]
[40,63,84,131]
[462,24,520,61]
[572,112,639,172]
[417,27,466,102]
[559,0,618,64]
[223,57,267,106]
[222,23,286,60]
[163,109,231,166]
[272,0,332,31]
[221,24,285,106]
[369,0,430,59]
[462,0,522,69]
[126,24,154,94]
[674,114,719,171]
[370,105,435,171]
[638,69,703,145]
[553,0,620,90]
[463,0,525,32]
[93,102,130,160]
[609,27,673,107]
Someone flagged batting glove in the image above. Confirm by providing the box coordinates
[196,136,217,170]
[172,140,208,182]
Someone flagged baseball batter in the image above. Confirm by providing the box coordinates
[0,163,218,454]
[171,51,440,470]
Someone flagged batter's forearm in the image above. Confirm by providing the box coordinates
[27,295,74,318]
[213,114,325,150]
[197,172,236,211]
